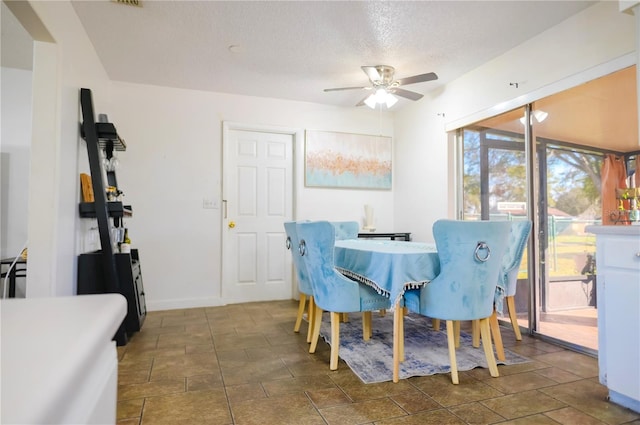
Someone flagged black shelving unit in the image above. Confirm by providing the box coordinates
[77,88,146,346]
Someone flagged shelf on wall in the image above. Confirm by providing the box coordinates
[79,201,132,218]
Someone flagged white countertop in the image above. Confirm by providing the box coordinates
[1,294,127,424]
[586,224,640,236]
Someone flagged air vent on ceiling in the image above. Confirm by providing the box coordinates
[111,0,142,7]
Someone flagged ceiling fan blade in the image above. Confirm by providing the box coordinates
[361,66,382,82]
[324,86,368,92]
[396,72,438,86]
[390,88,424,101]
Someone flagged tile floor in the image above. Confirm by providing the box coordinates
[116,300,640,425]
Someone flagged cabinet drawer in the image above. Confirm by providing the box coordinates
[603,239,640,270]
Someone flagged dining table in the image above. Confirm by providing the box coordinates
[333,238,440,382]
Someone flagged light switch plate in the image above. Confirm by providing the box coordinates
[203,198,219,209]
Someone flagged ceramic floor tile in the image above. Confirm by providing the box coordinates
[117,418,142,425]
[390,391,442,414]
[213,332,271,351]
[246,342,311,361]
[447,401,506,425]
[187,373,224,391]
[118,378,185,401]
[186,343,215,354]
[482,371,557,394]
[374,408,467,425]
[150,351,220,381]
[118,364,152,386]
[261,375,336,397]
[539,379,640,424]
[479,389,567,419]
[319,398,408,425]
[116,300,639,425]
[116,398,144,421]
[306,387,352,409]
[156,332,213,349]
[533,366,582,384]
[141,389,232,425]
[543,406,608,424]
[494,414,564,425]
[138,323,186,334]
[231,392,325,425]
[225,383,268,404]
[532,351,598,378]
[220,357,293,386]
[338,379,419,403]
[412,374,504,407]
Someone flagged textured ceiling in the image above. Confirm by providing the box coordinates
[68,0,596,109]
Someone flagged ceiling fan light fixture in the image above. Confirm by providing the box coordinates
[364,88,398,109]
[534,110,548,122]
[385,93,398,108]
[364,94,378,109]
[520,109,549,125]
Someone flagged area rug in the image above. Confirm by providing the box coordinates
[318,312,531,384]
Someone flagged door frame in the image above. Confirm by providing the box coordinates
[220,121,303,302]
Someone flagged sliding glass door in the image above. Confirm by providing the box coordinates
[462,107,531,336]
[459,66,637,353]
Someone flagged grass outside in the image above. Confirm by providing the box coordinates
[517,233,596,278]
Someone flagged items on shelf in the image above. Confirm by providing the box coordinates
[611,187,640,224]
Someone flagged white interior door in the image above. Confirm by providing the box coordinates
[222,124,294,303]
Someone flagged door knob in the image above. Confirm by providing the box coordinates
[228,221,236,229]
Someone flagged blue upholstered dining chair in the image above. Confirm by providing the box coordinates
[402,219,511,384]
[296,221,391,370]
[284,222,315,343]
[470,219,532,361]
[331,221,360,240]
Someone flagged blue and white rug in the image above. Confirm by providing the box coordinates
[318,312,531,383]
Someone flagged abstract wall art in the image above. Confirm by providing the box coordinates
[304,130,392,190]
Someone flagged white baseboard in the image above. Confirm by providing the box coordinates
[146,296,227,312]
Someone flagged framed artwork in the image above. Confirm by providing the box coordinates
[305,130,392,190]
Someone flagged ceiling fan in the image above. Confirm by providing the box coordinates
[324,65,438,108]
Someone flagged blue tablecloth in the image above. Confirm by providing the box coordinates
[334,239,440,307]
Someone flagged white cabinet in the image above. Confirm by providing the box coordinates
[1,294,127,424]
[587,225,640,413]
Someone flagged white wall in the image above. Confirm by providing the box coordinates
[394,1,636,243]
[1,67,32,260]
[109,82,394,310]
[20,0,111,296]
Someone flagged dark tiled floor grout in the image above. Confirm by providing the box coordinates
[116,300,640,425]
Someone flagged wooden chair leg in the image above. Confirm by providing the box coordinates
[379,309,386,317]
[506,296,522,340]
[453,320,461,348]
[341,312,349,322]
[330,312,341,370]
[309,306,324,353]
[489,309,505,361]
[432,318,441,330]
[306,296,315,343]
[362,311,372,341]
[446,320,459,384]
[294,293,306,333]
[399,308,405,361]
[472,319,480,347]
[393,305,404,383]
[479,317,499,377]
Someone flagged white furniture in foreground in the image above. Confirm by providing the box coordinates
[1,294,127,424]
[586,225,640,413]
